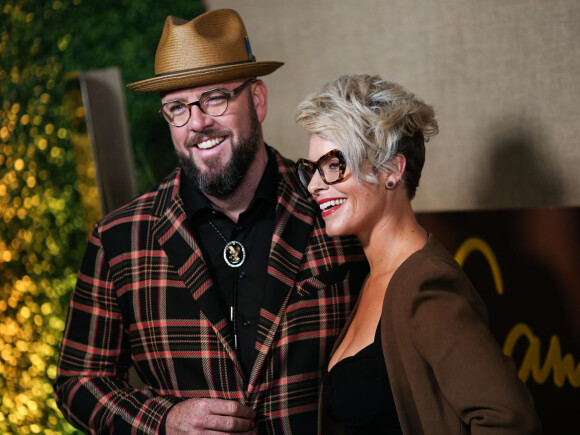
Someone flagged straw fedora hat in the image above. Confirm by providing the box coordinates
[127,9,284,93]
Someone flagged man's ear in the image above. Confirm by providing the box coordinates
[251,80,268,123]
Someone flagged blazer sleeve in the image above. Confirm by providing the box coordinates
[408,258,541,434]
[54,224,181,434]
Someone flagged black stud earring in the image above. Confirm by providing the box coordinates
[387,180,395,188]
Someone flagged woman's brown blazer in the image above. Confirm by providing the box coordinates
[320,234,541,434]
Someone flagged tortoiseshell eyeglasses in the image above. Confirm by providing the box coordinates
[296,149,347,187]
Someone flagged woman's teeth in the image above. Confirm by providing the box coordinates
[197,137,223,150]
[320,199,346,211]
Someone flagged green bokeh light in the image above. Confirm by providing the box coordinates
[1,0,203,432]
[1,1,98,433]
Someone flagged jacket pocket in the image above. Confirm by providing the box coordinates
[294,264,349,297]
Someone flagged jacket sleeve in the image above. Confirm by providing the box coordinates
[54,225,182,434]
[409,261,541,434]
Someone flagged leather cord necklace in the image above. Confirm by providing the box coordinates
[208,219,246,350]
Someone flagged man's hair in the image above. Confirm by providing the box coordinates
[296,74,438,199]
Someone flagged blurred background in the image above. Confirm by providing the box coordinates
[1,1,203,433]
[1,0,579,433]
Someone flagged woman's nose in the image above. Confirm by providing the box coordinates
[307,170,327,196]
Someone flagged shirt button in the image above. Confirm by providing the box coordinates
[243,320,254,327]
[239,271,247,279]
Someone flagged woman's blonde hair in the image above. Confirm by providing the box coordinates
[295,74,438,199]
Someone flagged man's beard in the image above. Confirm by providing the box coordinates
[178,105,261,198]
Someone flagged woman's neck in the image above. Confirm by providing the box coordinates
[360,201,427,278]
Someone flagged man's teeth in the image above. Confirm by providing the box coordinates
[197,137,223,150]
[320,199,346,211]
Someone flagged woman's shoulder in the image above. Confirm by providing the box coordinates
[387,234,485,310]
[395,234,463,283]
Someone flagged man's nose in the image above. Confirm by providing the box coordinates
[186,104,215,131]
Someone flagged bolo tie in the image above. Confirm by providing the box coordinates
[208,219,246,350]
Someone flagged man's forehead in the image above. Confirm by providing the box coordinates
[160,78,250,101]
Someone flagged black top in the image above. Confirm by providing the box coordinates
[181,149,278,379]
[322,322,402,434]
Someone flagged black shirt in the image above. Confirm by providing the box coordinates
[322,322,402,434]
[180,150,278,379]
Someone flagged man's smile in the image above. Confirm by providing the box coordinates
[194,136,226,150]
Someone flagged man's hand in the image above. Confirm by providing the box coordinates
[166,398,256,434]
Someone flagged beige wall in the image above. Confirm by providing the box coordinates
[209,0,580,212]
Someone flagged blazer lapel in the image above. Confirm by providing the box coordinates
[247,165,318,398]
[152,171,238,359]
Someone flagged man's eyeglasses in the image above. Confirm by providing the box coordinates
[296,149,347,188]
[158,79,254,127]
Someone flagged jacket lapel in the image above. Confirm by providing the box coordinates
[152,170,238,359]
[247,155,318,397]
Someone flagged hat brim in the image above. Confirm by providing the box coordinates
[126,61,284,93]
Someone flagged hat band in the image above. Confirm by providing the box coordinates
[155,57,257,78]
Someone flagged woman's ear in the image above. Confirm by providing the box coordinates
[251,79,268,123]
[385,154,407,188]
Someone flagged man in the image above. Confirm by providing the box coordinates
[55,8,367,434]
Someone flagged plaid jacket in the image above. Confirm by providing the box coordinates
[55,148,368,434]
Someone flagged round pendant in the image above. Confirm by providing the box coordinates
[223,240,246,268]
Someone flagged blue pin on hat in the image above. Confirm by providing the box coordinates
[245,36,256,61]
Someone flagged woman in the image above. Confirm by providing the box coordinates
[295,74,541,434]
